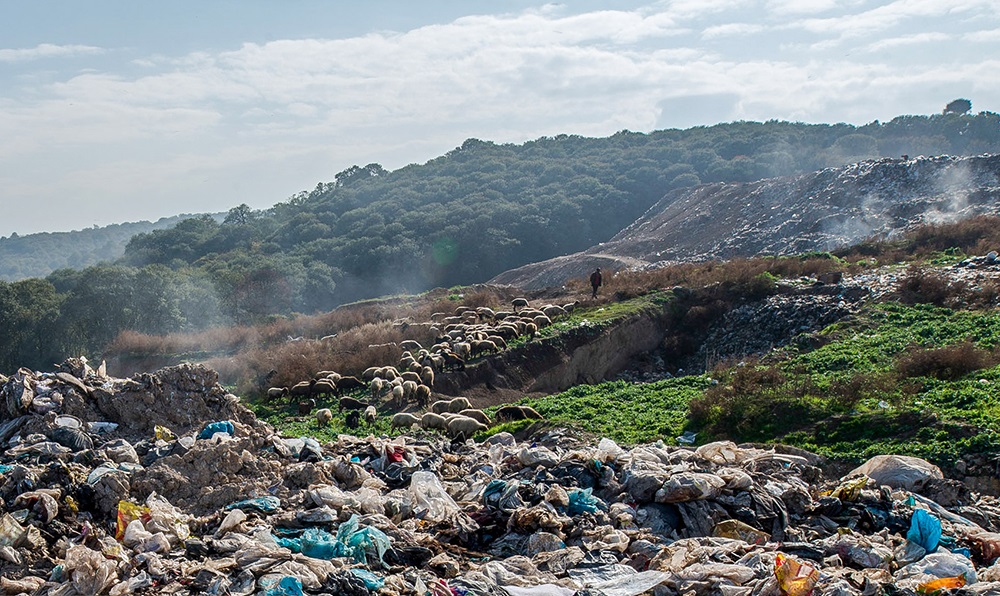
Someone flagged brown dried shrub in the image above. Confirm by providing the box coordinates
[895,341,997,381]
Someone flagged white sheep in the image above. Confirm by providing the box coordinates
[420,412,447,430]
[316,408,333,426]
[447,415,488,440]
[363,405,377,425]
[391,412,421,429]
[458,408,492,426]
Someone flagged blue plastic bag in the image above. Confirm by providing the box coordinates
[197,420,235,440]
[907,509,942,553]
[225,496,281,513]
[261,576,303,596]
[567,487,606,515]
[350,569,385,590]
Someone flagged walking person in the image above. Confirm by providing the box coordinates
[589,267,602,299]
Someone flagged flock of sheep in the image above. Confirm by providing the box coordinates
[265,297,578,440]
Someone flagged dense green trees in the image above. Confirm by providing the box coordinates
[2,111,999,373]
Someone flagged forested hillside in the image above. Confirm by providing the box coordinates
[0,214,205,281]
[2,110,1000,373]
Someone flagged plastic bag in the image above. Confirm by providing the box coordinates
[197,420,235,440]
[410,471,463,523]
[712,519,770,545]
[260,575,303,596]
[349,569,385,590]
[917,576,966,594]
[114,501,151,541]
[567,487,605,515]
[0,514,27,547]
[848,454,943,491]
[774,553,820,596]
[896,552,977,586]
[226,496,281,513]
[907,509,942,554]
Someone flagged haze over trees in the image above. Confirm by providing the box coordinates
[2,110,1000,372]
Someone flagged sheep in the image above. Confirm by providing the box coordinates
[345,410,361,429]
[324,372,342,383]
[458,408,492,426]
[363,405,377,425]
[336,376,365,392]
[402,380,418,401]
[400,340,423,352]
[447,397,472,413]
[362,367,380,381]
[370,378,386,400]
[476,307,496,321]
[266,387,289,400]
[454,306,471,315]
[523,322,538,338]
[316,370,338,378]
[380,367,400,380]
[313,378,337,397]
[414,384,431,406]
[494,310,514,320]
[338,397,370,412]
[470,340,498,358]
[521,309,544,318]
[452,341,471,359]
[391,412,421,429]
[533,314,553,328]
[447,415,488,441]
[495,405,544,422]
[400,371,421,384]
[316,408,333,426]
[297,399,316,415]
[512,298,529,311]
[430,312,447,322]
[492,326,518,341]
[408,361,423,373]
[430,399,453,414]
[440,350,465,371]
[487,335,508,351]
[562,301,579,313]
[399,356,417,370]
[542,304,567,319]
[420,412,448,431]
[289,380,315,398]
[390,384,405,406]
[420,366,435,387]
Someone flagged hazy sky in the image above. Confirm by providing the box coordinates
[2,0,997,237]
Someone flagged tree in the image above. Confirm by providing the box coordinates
[944,99,972,115]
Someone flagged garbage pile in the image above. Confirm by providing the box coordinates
[4,360,1000,595]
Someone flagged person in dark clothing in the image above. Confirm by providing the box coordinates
[590,268,602,298]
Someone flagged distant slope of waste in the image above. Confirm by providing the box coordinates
[492,154,1000,289]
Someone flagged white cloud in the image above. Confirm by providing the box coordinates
[702,23,765,38]
[0,43,104,63]
[865,31,950,51]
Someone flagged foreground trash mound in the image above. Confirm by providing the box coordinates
[4,363,1000,594]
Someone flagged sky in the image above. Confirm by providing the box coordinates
[1,0,998,238]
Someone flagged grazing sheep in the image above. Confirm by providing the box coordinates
[447,397,472,413]
[402,380,418,401]
[476,307,496,321]
[336,376,365,392]
[390,384,405,406]
[430,312,447,322]
[440,350,465,371]
[494,310,514,320]
[289,380,315,398]
[391,412,421,429]
[399,356,416,370]
[414,384,431,406]
[316,370,338,378]
[408,361,423,373]
[452,341,471,359]
[523,322,538,338]
[338,397,370,412]
[313,378,337,397]
[492,326,518,341]
[297,399,316,416]
[363,405,377,425]
[400,371,421,384]
[345,410,361,429]
[324,372,342,383]
[542,304,567,319]
[562,301,579,313]
[430,399,452,414]
[370,378,386,400]
[471,339,498,358]
[266,387,289,400]
[454,306,471,315]
[533,315,553,328]
[420,412,448,431]
[400,340,423,352]
[420,366,435,387]
[316,408,333,426]
[447,415,488,440]
[458,408,492,426]
[362,366,380,381]
[487,335,508,351]
[512,298,529,311]
[495,404,543,422]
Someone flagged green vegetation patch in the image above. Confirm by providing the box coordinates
[491,376,714,446]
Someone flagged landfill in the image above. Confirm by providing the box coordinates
[3,360,1000,595]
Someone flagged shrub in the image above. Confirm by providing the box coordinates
[895,341,997,380]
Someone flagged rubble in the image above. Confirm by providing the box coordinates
[3,360,1000,595]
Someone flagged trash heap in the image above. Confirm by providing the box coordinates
[3,361,1000,595]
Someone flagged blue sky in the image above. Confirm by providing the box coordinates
[1,0,998,237]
